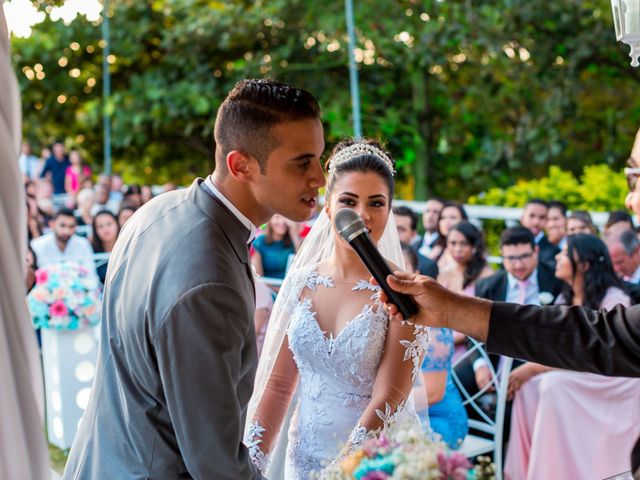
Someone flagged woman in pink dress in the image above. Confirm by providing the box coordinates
[64,149,92,199]
[505,234,640,480]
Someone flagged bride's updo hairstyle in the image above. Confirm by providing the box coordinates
[324,138,396,203]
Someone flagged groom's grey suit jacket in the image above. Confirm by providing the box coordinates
[64,179,262,479]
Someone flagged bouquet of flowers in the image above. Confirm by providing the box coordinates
[320,420,494,480]
[28,262,101,330]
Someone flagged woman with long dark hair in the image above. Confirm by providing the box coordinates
[437,221,493,361]
[428,201,469,273]
[437,220,493,295]
[91,210,120,284]
[505,234,640,479]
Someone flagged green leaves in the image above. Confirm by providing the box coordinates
[11,0,640,192]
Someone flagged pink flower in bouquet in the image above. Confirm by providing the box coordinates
[35,269,48,284]
[437,451,472,480]
[49,300,68,317]
[362,472,390,480]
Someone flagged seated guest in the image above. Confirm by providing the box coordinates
[566,209,598,236]
[26,193,44,241]
[141,185,154,204]
[30,208,97,281]
[437,221,493,367]
[418,197,444,258]
[123,184,143,209]
[430,201,468,273]
[393,205,438,278]
[404,243,468,449]
[459,226,563,394]
[75,188,95,226]
[437,221,493,296]
[605,209,634,238]
[251,214,300,279]
[546,200,567,249]
[34,178,55,223]
[254,279,274,357]
[91,210,120,284]
[520,198,559,271]
[117,205,136,227]
[91,183,119,215]
[505,234,640,480]
[109,174,124,204]
[606,228,640,283]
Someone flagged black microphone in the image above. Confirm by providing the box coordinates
[334,208,419,320]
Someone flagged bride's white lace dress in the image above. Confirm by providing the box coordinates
[245,265,429,479]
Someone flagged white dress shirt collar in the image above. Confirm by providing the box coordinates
[204,176,258,244]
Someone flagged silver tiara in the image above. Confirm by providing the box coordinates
[327,143,395,176]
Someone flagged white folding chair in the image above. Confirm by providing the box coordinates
[451,337,513,480]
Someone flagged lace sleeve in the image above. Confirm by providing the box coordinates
[345,314,430,451]
[244,335,299,474]
[421,327,453,372]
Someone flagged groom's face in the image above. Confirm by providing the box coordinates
[251,118,325,223]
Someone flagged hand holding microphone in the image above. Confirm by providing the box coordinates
[334,208,419,320]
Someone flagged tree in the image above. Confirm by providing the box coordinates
[11,0,640,197]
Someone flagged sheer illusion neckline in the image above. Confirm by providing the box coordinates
[298,299,377,351]
[298,268,383,351]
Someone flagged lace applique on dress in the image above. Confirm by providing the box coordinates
[245,420,269,473]
[399,324,431,381]
[346,400,408,453]
[352,279,380,301]
[375,399,407,429]
[306,270,334,291]
[347,423,381,452]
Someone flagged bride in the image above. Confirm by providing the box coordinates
[244,138,430,479]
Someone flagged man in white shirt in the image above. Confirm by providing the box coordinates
[18,141,42,181]
[418,197,444,257]
[30,207,97,280]
[607,228,640,284]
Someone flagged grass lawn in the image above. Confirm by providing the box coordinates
[48,443,68,474]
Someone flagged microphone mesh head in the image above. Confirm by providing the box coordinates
[334,208,366,241]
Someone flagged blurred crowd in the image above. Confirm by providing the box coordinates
[21,140,176,285]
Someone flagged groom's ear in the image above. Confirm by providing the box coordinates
[226,150,258,182]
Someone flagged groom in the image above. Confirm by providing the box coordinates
[63,79,325,479]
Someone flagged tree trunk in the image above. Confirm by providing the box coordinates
[411,68,432,200]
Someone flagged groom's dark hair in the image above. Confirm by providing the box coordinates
[214,79,321,174]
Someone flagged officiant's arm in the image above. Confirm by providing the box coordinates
[245,334,299,473]
[345,317,429,451]
[155,283,263,479]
